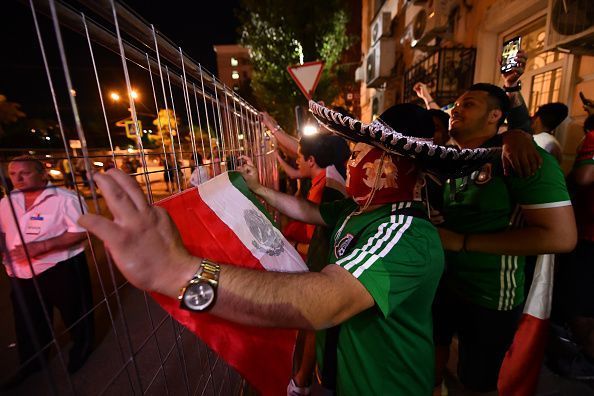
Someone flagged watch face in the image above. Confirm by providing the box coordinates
[183,282,215,311]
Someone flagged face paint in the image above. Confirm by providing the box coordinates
[346,143,421,205]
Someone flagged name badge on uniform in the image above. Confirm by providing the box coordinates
[335,233,355,258]
[26,214,44,235]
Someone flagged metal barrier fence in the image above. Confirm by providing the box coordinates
[0,0,278,394]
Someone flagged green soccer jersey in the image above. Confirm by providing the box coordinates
[442,146,571,310]
[317,198,444,396]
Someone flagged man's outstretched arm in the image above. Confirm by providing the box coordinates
[79,169,373,330]
[239,156,326,226]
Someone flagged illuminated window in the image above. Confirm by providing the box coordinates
[231,71,240,80]
[529,68,563,114]
[230,57,239,67]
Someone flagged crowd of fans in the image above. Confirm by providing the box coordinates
[1,48,593,396]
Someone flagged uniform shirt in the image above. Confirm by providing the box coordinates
[442,145,571,310]
[533,132,561,155]
[317,198,444,395]
[0,183,88,278]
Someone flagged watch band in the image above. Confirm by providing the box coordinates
[198,259,220,286]
[504,81,522,92]
[177,259,220,301]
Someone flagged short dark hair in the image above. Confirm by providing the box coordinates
[428,109,450,132]
[10,155,45,173]
[584,115,594,133]
[467,83,511,128]
[299,133,350,176]
[379,103,435,139]
[535,102,568,132]
[325,135,351,177]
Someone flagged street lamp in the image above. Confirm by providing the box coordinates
[302,124,319,136]
[109,89,138,102]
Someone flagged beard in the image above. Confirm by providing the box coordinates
[449,113,490,143]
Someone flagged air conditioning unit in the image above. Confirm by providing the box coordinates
[371,90,385,120]
[366,38,396,88]
[371,12,392,46]
[355,65,365,82]
[546,0,594,55]
[411,0,451,48]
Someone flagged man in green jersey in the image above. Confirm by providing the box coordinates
[80,103,449,395]
[434,83,577,393]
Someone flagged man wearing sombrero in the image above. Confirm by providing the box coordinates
[80,103,462,395]
[310,81,576,393]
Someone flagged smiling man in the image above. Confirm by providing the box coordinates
[433,84,577,393]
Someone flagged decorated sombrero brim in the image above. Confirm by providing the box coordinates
[309,100,502,178]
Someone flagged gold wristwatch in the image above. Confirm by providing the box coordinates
[178,259,220,311]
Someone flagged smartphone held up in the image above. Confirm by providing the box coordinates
[501,36,522,74]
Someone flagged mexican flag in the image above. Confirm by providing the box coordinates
[152,171,307,395]
[498,254,554,395]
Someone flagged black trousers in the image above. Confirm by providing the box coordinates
[433,287,522,392]
[10,252,94,370]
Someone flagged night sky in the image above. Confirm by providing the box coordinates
[0,0,241,146]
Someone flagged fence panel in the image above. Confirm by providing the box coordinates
[0,1,277,394]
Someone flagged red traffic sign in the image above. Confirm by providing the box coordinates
[287,61,324,100]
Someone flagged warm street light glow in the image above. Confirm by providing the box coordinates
[302,124,319,136]
[110,90,139,101]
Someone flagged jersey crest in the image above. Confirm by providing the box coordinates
[335,233,355,258]
[474,163,493,185]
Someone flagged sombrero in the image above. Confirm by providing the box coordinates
[309,100,502,178]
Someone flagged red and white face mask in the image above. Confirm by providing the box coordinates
[346,143,421,205]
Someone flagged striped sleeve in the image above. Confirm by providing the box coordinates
[336,214,432,317]
[506,147,571,209]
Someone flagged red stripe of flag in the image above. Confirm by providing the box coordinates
[152,187,295,395]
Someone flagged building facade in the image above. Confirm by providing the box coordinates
[358,0,594,172]
[213,44,253,93]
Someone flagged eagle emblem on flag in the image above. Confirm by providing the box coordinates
[245,209,285,256]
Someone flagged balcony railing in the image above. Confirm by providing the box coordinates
[403,47,476,108]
